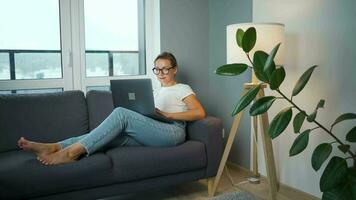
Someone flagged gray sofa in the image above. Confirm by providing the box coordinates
[0,90,223,200]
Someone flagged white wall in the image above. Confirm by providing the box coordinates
[253,0,356,197]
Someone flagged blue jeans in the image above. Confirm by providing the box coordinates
[58,107,186,155]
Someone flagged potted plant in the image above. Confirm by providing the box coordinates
[215,27,356,200]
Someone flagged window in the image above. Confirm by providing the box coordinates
[0,88,63,94]
[0,0,158,93]
[15,51,62,79]
[86,86,110,92]
[0,0,61,80]
[0,53,10,80]
[16,88,63,94]
[84,0,141,77]
[0,91,11,94]
[82,0,146,89]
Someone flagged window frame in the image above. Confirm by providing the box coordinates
[75,0,151,91]
[0,0,161,93]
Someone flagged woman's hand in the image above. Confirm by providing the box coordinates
[155,108,172,119]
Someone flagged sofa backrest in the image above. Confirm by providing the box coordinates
[86,90,114,131]
[0,90,89,153]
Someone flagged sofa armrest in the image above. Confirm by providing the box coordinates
[186,116,223,177]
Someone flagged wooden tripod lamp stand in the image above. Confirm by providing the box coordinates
[209,23,285,200]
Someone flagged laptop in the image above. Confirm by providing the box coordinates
[110,79,174,123]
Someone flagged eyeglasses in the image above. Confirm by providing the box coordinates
[152,67,175,75]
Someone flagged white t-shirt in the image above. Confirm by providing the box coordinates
[154,83,195,113]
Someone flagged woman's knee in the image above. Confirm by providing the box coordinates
[113,107,132,119]
[113,107,125,118]
[114,107,129,113]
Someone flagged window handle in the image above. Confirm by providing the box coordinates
[69,51,73,68]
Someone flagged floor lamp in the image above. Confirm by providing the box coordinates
[210,23,285,200]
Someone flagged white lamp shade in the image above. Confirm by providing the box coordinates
[227,23,285,66]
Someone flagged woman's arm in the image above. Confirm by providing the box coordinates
[156,94,206,121]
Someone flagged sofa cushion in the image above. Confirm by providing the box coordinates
[106,141,206,183]
[86,90,114,131]
[0,91,89,152]
[0,150,115,200]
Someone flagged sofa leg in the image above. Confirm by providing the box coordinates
[207,177,215,197]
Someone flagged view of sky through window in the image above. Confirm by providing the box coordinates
[0,0,60,50]
[84,0,140,77]
[0,0,61,80]
[84,0,138,51]
[0,0,141,81]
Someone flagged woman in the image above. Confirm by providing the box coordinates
[17,52,206,165]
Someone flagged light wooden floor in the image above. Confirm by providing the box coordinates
[104,163,320,200]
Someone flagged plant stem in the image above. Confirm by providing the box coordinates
[243,53,355,167]
[310,127,320,131]
[276,89,356,160]
[349,154,356,169]
[246,53,254,68]
[329,141,338,145]
[346,156,356,160]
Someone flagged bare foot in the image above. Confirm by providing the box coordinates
[37,143,86,165]
[17,137,60,156]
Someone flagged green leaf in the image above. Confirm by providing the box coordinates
[293,111,306,133]
[215,63,248,76]
[231,84,261,116]
[312,143,332,171]
[236,28,244,48]
[253,51,269,82]
[307,99,325,122]
[242,27,256,53]
[331,113,356,129]
[322,168,355,200]
[322,182,353,200]
[263,43,280,79]
[292,65,318,97]
[349,168,356,200]
[337,144,350,154]
[346,126,356,142]
[268,107,293,139]
[249,96,276,116]
[320,156,348,192]
[317,99,326,108]
[269,66,285,90]
[289,129,310,156]
[307,111,317,122]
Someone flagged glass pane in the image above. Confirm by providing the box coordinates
[86,53,109,77]
[16,88,63,94]
[84,0,141,77]
[0,53,10,80]
[113,53,139,76]
[84,0,138,51]
[0,90,11,94]
[86,85,110,92]
[0,0,62,80]
[0,0,60,50]
[15,52,61,79]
